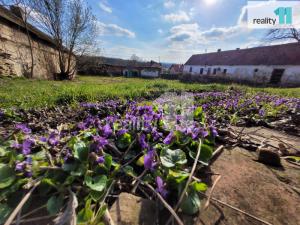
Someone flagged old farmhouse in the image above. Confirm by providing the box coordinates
[184,43,300,86]
[0,6,75,79]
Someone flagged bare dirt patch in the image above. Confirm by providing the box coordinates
[188,141,300,225]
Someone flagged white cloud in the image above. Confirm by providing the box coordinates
[158,29,163,34]
[96,22,135,38]
[167,22,246,46]
[168,23,201,42]
[167,2,253,45]
[163,11,190,23]
[200,26,242,40]
[99,1,112,13]
[164,0,175,9]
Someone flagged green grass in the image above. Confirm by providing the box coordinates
[0,76,299,109]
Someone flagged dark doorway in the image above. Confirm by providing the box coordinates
[270,69,285,85]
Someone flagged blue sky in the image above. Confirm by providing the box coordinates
[86,0,291,63]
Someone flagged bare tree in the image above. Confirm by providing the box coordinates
[266,28,300,43]
[130,54,141,62]
[17,0,35,78]
[0,0,21,6]
[26,0,97,80]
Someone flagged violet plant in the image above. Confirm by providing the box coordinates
[0,90,299,224]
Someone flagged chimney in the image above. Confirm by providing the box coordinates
[217,49,221,52]
[10,6,25,21]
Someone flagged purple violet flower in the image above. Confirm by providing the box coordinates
[102,124,113,137]
[48,133,59,146]
[200,129,209,139]
[163,132,174,145]
[152,128,162,141]
[64,149,72,161]
[22,138,35,155]
[96,156,105,164]
[259,109,265,117]
[16,124,31,134]
[144,150,156,171]
[117,129,127,137]
[210,126,218,137]
[15,161,25,172]
[26,157,32,165]
[78,122,87,130]
[156,176,168,198]
[25,172,33,177]
[40,137,47,143]
[139,133,149,150]
[11,141,22,149]
[91,136,108,152]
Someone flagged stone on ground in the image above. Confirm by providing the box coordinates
[257,148,282,167]
[109,192,157,225]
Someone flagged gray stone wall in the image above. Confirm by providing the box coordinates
[0,18,74,79]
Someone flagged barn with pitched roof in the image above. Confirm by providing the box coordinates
[184,43,300,86]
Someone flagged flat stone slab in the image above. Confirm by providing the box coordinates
[109,192,157,225]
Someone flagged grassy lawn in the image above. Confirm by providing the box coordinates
[0,75,300,109]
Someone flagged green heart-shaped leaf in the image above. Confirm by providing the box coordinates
[85,175,107,192]
[74,142,89,162]
[47,195,64,215]
[0,164,16,189]
[180,191,201,215]
[160,149,187,168]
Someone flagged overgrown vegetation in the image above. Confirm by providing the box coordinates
[1,76,300,109]
[0,88,299,224]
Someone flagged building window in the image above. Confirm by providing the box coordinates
[213,68,217,75]
[207,68,211,75]
[189,67,192,73]
[223,69,227,74]
[200,68,204,74]
[254,68,258,72]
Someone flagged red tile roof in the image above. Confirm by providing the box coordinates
[170,64,184,73]
[185,42,300,66]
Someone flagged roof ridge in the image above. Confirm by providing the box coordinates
[191,42,299,57]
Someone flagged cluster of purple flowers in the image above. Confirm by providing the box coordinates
[6,90,299,201]
[193,91,300,121]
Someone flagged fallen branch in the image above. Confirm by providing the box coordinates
[4,180,41,225]
[210,145,224,164]
[11,215,55,224]
[18,204,47,220]
[120,152,143,170]
[103,209,115,225]
[131,169,148,193]
[106,143,122,156]
[198,192,273,225]
[121,138,137,162]
[204,175,222,210]
[271,135,299,153]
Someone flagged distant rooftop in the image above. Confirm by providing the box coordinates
[81,56,161,68]
[185,42,300,66]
